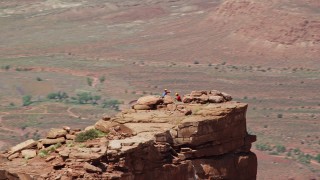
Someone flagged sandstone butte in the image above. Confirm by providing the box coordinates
[0,90,257,180]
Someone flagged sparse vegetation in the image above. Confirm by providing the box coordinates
[277,114,283,118]
[22,95,32,106]
[36,77,43,81]
[75,129,106,142]
[75,92,93,104]
[276,145,286,153]
[315,154,320,163]
[38,149,49,158]
[102,99,122,111]
[48,143,62,152]
[297,153,312,164]
[255,143,273,151]
[1,65,10,70]
[87,77,93,86]
[99,75,106,83]
[47,92,69,101]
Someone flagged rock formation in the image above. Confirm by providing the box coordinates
[0,90,257,180]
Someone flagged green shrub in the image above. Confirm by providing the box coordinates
[277,114,283,118]
[102,99,122,111]
[22,95,32,106]
[193,61,199,64]
[286,151,292,157]
[276,145,286,153]
[1,65,10,70]
[298,153,312,164]
[36,77,43,81]
[75,129,106,142]
[293,148,301,155]
[315,154,320,163]
[38,149,49,158]
[255,143,272,151]
[269,151,279,155]
[87,77,93,86]
[99,75,106,83]
[92,95,101,105]
[48,143,62,152]
[47,92,68,101]
[76,92,93,104]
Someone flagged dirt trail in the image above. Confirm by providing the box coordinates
[66,107,81,118]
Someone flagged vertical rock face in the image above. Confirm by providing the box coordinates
[0,90,257,180]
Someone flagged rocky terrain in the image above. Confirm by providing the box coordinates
[0,90,257,179]
[0,0,319,179]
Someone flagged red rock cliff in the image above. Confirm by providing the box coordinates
[0,90,257,180]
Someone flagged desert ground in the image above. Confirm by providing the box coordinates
[0,0,319,179]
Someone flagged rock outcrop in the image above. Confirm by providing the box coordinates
[0,90,257,180]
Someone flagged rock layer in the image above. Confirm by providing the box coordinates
[0,90,257,180]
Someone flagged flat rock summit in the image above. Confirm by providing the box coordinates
[0,90,257,180]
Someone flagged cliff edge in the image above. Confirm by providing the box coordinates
[0,90,257,180]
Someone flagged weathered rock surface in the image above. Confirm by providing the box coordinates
[183,90,232,104]
[0,90,257,180]
[41,137,66,145]
[21,149,37,159]
[9,139,37,155]
[94,120,119,133]
[136,95,163,106]
[47,128,68,139]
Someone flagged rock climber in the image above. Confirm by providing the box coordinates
[175,93,182,102]
[161,89,170,98]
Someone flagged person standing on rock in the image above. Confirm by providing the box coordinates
[161,89,170,98]
[175,93,182,102]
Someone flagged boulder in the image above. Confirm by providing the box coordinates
[94,120,118,133]
[62,126,71,132]
[136,96,163,106]
[102,114,111,121]
[69,152,102,160]
[66,134,76,140]
[7,152,20,160]
[209,90,222,96]
[221,92,232,101]
[41,137,66,145]
[133,104,152,110]
[108,141,122,150]
[84,162,102,173]
[47,128,68,139]
[198,94,209,104]
[208,95,225,103]
[21,149,37,159]
[191,91,207,97]
[9,139,37,155]
[163,95,174,105]
[167,104,177,111]
[45,156,56,162]
[59,148,70,158]
[182,95,193,103]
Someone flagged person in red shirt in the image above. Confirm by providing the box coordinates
[175,93,182,102]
